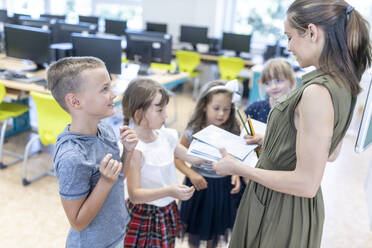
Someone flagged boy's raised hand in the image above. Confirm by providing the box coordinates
[169,184,195,201]
[99,154,122,184]
[119,126,138,152]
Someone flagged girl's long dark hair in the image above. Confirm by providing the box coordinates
[187,81,241,135]
[287,0,372,96]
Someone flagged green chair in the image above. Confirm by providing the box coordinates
[0,83,29,169]
[150,61,177,72]
[175,50,201,99]
[22,91,71,186]
[217,56,244,81]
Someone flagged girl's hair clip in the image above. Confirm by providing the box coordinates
[205,79,241,103]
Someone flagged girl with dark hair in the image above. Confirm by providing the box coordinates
[213,0,372,247]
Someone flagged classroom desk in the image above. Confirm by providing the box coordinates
[172,49,254,68]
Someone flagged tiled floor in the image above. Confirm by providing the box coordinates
[1,86,372,248]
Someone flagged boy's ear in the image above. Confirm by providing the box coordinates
[65,93,82,110]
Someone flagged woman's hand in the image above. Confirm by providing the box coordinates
[230,175,241,194]
[212,148,240,176]
[244,133,264,146]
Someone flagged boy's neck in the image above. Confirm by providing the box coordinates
[69,118,99,136]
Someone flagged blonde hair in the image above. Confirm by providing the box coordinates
[47,56,105,111]
[122,78,169,126]
[260,58,296,87]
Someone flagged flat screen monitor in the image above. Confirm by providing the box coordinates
[180,25,208,50]
[79,15,99,25]
[51,21,97,43]
[13,13,31,19]
[72,33,122,74]
[105,19,127,36]
[222,32,251,56]
[18,16,51,29]
[0,9,7,22]
[146,22,167,34]
[126,31,172,73]
[40,14,65,20]
[4,24,51,70]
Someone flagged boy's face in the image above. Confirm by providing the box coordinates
[77,67,116,120]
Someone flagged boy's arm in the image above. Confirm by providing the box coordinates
[61,154,122,231]
[127,150,195,203]
[174,134,208,190]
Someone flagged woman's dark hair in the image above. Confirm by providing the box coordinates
[287,0,372,96]
[187,81,240,135]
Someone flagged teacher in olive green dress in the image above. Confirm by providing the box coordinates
[213,0,372,247]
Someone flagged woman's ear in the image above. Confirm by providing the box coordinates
[308,23,319,42]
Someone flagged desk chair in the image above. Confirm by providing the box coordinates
[175,50,201,99]
[0,83,29,169]
[217,56,244,81]
[22,91,71,186]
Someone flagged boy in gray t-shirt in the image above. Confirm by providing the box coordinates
[47,57,138,248]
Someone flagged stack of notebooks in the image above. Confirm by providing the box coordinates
[187,125,256,164]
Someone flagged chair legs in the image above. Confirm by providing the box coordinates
[22,134,53,186]
[0,119,23,169]
[192,77,200,100]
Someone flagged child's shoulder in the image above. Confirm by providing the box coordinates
[159,127,179,148]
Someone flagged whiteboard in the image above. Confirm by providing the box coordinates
[355,79,372,153]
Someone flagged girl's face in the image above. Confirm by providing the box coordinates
[284,18,317,68]
[204,92,232,127]
[263,78,293,101]
[141,92,167,129]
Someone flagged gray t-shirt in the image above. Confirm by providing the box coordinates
[185,128,225,178]
[54,121,130,248]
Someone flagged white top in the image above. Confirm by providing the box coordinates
[135,128,179,207]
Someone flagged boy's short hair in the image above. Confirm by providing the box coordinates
[47,56,105,111]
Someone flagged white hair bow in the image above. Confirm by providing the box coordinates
[206,79,241,103]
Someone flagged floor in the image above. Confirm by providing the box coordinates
[1,85,372,248]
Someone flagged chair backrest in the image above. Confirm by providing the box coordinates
[175,50,200,73]
[30,91,71,146]
[218,56,244,81]
[0,83,6,103]
[150,61,177,71]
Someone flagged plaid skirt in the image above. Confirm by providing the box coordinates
[124,200,182,248]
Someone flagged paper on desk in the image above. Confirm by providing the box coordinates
[192,125,256,161]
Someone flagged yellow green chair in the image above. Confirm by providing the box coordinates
[150,61,177,72]
[175,50,201,99]
[218,56,245,81]
[22,91,71,186]
[0,83,30,169]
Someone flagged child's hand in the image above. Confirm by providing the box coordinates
[230,175,241,194]
[169,184,195,201]
[99,154,122,184]
[244,134,264,146]
[189,171,208,191]
[190,156,207,165]
[120,126,138,152]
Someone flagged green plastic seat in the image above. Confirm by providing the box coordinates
[175,50,201,98]
[150,61,177,72]
[0,83,29,169]
[218,56,244,81]
[22,91,71,186]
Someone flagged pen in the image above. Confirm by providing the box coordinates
[247,115,260,158]
[237,109,251,136]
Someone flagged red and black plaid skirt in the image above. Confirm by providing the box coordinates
[124,200,182,248]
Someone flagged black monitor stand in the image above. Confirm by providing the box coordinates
[138,63,150,75]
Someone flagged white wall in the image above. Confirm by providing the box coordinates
[142,0,233,43]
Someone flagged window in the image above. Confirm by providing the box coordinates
[6,0,45,17]
[95,3,142,29]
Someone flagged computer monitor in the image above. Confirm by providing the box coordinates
[79,15,99,25]
[222,32,251,56]
[105,19,127,36]
[13,13,31,19]
[51,21,97,43]
[18,16,51,29]
[0,9,7,22]
[180,25,208,50]
[71,33,122,74]
[4,24,51,70]
[126,31,172,74]
[40,14,65,20]
[146,22,167,34]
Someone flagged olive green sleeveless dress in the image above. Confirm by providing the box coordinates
[229,69,356,248]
